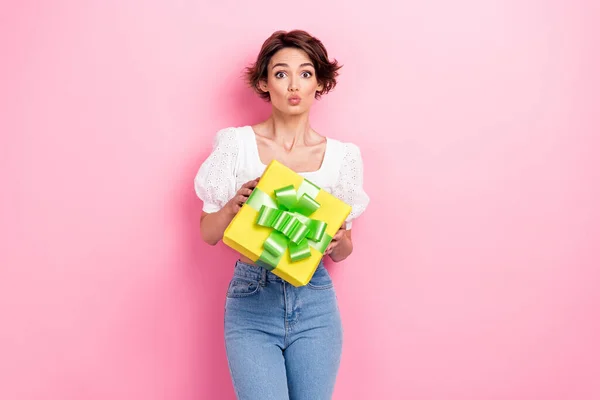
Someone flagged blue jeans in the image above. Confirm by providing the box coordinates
[224,260,343,400]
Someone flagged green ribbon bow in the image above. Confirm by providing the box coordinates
[245,180,332,269]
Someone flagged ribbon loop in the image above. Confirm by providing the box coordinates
[292,193,321,215]
[274,185,298,211]
[255,183,329,267]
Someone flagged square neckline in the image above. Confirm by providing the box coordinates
[244,125,330,175]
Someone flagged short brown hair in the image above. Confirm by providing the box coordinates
[245,30,342,101]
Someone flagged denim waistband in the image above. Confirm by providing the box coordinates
[233,259,324,284]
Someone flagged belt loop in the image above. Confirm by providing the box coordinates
[261,267,267,286]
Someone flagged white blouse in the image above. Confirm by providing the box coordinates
[194,126,369,229]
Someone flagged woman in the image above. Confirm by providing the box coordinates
[194,30,369,400]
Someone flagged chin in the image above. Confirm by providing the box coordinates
[288,106,307,115]
[274,104,308,116]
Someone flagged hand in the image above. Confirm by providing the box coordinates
[225,178,260,214]
[324,222,347,256]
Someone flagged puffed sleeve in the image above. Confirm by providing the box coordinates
[194,128,239,213]
[332,142,370,229]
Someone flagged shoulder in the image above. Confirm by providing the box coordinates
[213,126,239,144]
[211,125,255,149]
[328,138,363,163]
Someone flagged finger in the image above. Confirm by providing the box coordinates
[243,178,260,189]
[325,242,336,255]
[229,201,241,213]
[238,188,253,197]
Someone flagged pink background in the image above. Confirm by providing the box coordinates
[1,1,599,399]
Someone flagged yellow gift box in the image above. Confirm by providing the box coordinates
[223,160,351,287]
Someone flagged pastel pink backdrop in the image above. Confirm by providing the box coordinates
[1,1,598,399]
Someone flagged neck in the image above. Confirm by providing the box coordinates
[267,109,312,150]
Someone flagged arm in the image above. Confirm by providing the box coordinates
[200,209,236,246]
[329,229,353,262]
[199,178,259,245]
[325,222,353,262]
[326,143,369,262]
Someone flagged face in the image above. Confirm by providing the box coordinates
[258,47,324,115]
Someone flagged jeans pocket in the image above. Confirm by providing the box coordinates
[226,278,261,298]
[307,266,334,290]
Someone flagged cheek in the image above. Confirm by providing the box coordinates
[303,81,320,94]
[268,82,287,97]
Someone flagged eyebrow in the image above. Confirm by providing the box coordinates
[271,62,315,70]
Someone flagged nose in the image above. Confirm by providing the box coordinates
[288,76,299,92]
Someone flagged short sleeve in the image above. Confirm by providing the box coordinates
[332,143,370,229]
[194,128,239,213]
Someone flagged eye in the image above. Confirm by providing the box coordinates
[275,71,286,79]
[301,71,313,78]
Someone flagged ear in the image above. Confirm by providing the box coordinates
[258,80,269,93]
[316,81,324,93]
